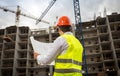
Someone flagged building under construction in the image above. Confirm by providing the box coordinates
[82,12,120,76]
[0,13,120,76]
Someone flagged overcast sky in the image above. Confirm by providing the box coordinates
[0,0,120,29]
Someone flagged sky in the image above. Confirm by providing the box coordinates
[0,0,120,29]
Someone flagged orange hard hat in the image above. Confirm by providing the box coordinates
[57,16,71,26]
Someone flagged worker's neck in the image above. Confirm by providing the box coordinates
[59,30,64,35]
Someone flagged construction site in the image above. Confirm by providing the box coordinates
[0,0,120,76]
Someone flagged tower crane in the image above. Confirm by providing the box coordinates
[0,5,50,26]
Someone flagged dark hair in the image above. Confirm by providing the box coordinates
[58,26,72,32]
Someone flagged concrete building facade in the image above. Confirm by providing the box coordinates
[82,13,120,76]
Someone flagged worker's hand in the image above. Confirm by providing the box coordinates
[34,52,40,59]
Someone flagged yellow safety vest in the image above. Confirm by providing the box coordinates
[53,34,83,76]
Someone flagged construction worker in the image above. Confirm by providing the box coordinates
[34,16,83,76]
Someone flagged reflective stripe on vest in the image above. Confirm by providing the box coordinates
[55,68,82,73]
[55,59,82,66]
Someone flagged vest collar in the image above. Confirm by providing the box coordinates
[64,32,73,35]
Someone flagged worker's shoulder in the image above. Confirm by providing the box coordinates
[56,36,65,40]
[54,36,66,42]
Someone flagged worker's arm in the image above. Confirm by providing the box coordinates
[36,36,68,65]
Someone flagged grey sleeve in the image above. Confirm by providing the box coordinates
[37,36,68,64]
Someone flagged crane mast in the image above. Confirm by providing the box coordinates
[15,6,20,26]
[73,0,88,75]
